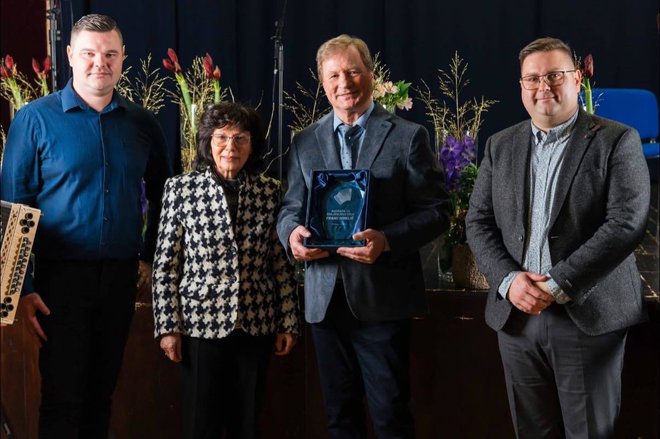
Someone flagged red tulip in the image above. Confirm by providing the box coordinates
[167,48,179,64]
[202,53,221,80]
[203,53,214,78]
[31,57,52,79]
[162,58,176,72]
[165,48,182,72]
[4,54,15,71]
[0,65,9,79]
[583,54,594,79]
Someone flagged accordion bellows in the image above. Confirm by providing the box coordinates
[1,201,40,325]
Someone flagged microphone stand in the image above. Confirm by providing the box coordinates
[46,0,61,91]
[271,0,287,181]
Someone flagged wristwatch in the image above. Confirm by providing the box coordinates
[548,279,571,304]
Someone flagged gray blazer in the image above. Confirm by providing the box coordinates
[466,109,650,336]
[277,104,449,323]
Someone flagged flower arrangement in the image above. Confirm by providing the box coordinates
[162,49,226,172]
[418,51,497,246]
[372,55,412,113]
[1,54,52,161]
[373,79,412,113]
[578,53,596,114]
[32,57,52,98]
[1,54,52,116]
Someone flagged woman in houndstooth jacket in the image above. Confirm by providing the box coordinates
[152,102,300,439]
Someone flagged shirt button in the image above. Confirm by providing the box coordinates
[104,162,109,167]
[104,217,109,222]
[518,235,524,242]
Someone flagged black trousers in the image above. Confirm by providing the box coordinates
[34,258,138,439]
[310,285,414,439]
[498,304,628,439]
[180,331,274,439]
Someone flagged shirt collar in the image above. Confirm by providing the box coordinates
[333,101,376,132]
[531,109,579,145]
[61,79,128,113]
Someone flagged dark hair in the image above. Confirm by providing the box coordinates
[195,102,266,175]
[71,14,123,45]
[519,37,575,68]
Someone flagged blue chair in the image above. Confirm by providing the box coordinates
[591,88,659,179]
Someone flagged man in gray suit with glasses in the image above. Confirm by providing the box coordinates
[466,37,650,438]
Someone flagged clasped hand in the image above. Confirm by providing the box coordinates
[507,272,555,315]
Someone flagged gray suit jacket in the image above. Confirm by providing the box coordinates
[277,103,449,323]
[466,109,650,336]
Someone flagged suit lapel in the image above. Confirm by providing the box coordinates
[204,171,236,242]
[512,123,532,226]
[356,105,392,169]
[548,110,600,226]
[314,114,341,169]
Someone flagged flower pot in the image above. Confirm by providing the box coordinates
[451,244,488,290]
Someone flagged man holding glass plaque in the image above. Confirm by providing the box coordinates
[277,34,449,438]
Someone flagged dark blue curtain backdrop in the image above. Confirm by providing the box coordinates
[55,0,658,175]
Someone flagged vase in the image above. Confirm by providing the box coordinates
[451,244,488,290]
[428,233,453,286]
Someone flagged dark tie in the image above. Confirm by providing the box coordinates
[338,124,362,169]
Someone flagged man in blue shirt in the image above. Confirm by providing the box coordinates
[1,14,172,438]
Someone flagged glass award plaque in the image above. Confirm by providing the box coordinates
[304,169,370,248]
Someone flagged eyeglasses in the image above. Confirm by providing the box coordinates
[520,70,577,90]
[212,133,251,147]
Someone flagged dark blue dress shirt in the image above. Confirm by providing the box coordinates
[1,80,173,292]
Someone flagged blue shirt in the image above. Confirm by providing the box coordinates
[1,80,173,286]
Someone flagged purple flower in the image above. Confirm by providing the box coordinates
[446,136,463,158]
[439,144,452,161]
[439,135,477,190]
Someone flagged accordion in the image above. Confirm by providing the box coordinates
[1,200,41,325]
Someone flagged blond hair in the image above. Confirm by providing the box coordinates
[316,34,373,80]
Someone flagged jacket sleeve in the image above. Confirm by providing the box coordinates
[466,136,523,292]
[548,127,650,300]
[277,136,307,258]
[151,178,185,338]
[380,125,450,258]
[270,224,301,334]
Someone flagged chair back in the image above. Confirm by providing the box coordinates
[592,88,658,141]
[592,88,658,159]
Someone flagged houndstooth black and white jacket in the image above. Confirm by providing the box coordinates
[152,169,299,339]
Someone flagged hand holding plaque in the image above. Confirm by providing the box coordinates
[304,170,370,248]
